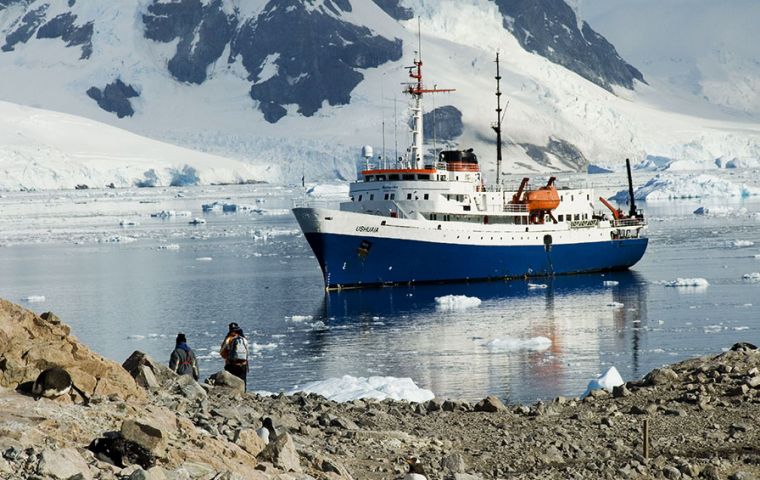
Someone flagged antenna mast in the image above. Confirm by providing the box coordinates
[492,52,503,186]
[404,18,454,169]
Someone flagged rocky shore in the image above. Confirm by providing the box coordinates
[1,299,759,480]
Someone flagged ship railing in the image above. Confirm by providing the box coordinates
[612,218,646,228]
[569,219,599,229]
[503,203,528,213]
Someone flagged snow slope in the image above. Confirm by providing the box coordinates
[0,0,759,188]
[0,100,267,190]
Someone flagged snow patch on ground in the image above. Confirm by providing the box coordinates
[289,375,435,403]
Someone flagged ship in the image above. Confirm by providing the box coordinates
[293,52,648,291]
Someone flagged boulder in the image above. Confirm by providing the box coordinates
[0,300,144,402]
[122,351,177,389]
[440,452,467,474]
[174,374,207,400]
[257,432,302,473]
[121,419,168,454]
[730,342,757,351]
[36,447,93,480]
[234,428,267,457]
[206,371,245,393]
[473,395,507,413]
[645,368,679,386]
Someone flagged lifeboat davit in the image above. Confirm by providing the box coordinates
[525,177,560,212]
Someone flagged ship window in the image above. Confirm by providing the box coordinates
[390,194,395,200]
[389,174,400,180]
[417,174,430,180]
[561,195,564,201]
[571,195,574,201]
[463,205,471,211]
[384,194,389,200]
[376,175,386,181]
[587,194,590,200]
[403,174,415,180]
[407,193,412,200]
[574,214,580,220]
[358,195,363,201]
[558,214,564,221]
[424,193,429,200]
[370,194,375,200]
[381,220,386,225]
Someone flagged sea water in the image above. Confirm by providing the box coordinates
[0,179,758,403]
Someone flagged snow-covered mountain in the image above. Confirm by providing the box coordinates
[0,100,266,190]
[1,0,759,190]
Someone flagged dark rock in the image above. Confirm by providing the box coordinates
[700,465,720,480]
[730,342,757,351]
[35,12,93,59]
[420,106,463,143]
[612,385,631,398]
[519,137,588,171]
[2,4,48,52]
[727,385,749,397]
[371,0,413,20]
[120,419,167,454]
[662,465,682,479]
[492,0,644,91]
[86,79,139,118]
[122,351,176,388]
[39,312,61,325]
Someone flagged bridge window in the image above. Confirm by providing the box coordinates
[389,174,400,180]
[574,214,580,220]
[403,174,415,180]
[390,193,395,200]
[376,175,386,181]
[417,174,430,180]
[384,193,389,200]
[407,193,412,200]
[424,193,429,200]
[358,195,363,201]
[370,194,375,201]
[558,214,564,221]
[463,205,471,211]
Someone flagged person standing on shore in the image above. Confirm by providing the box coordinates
[169,333,199,381]
[220,322,249,389]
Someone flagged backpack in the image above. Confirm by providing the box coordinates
[227,336,248,361]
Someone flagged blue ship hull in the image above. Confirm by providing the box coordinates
[304,232,648,289]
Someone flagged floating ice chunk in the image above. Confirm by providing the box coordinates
[99,235,136,243]
[21,295,45,303]
[195,257,213,261]
[606,302,624,308]
[693,206,733,216]
[127,334,145,340]
[527,283,548,289]
[250,342,278,353]
[157,244,180,250]
[703,325,723,333]
[119,219,139,226]
[733,240,755,248]
[151,210,192,218]
[664,278,709,288]
[309,321,329,331]
[734,326,750,331]
[743,272,760,282]
[289,375,434,403]
[434,295,481,310]
[287,315,313,322]
[202,202,222,212]
[603,280,619,287]
[485,336,552,352]
[188,218,206,225]
[582,366,624,398]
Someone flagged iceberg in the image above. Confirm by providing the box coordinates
[289,375,434,403]
[583,366,624,398]
[434,295,482,311]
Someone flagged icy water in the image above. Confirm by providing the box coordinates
[0,178,759,404]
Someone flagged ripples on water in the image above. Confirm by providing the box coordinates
[0,180,758,403]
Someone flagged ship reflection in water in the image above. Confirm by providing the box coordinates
[304,271,648,403]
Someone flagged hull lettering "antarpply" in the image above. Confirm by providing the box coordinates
[356,226,379,233]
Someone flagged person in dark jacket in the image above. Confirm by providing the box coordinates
[169,333,199,380]
[220,322,248,389]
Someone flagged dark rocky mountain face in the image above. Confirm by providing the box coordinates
[371,0,413,20]
[1,3,92,59]
[493,0,644,91]
[86,80,139,119]
[142,0,402,123]
[419,106,463,142]
[230,0,402,123]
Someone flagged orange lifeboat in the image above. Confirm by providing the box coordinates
[525,177,560,212]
